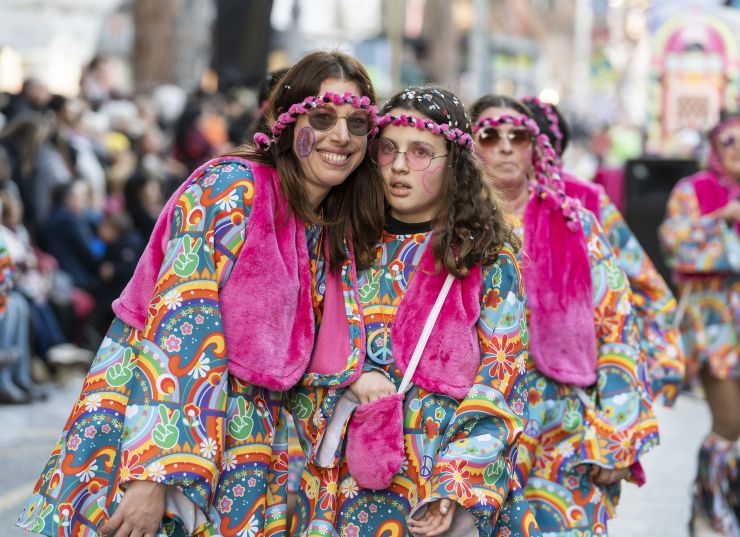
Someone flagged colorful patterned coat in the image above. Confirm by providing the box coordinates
[290,228,539,537]
[659,177,740,382]
[17,159,325,537]
[597,192,685,406]
[514,208,659,536]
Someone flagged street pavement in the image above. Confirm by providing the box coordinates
[0,376,711,537]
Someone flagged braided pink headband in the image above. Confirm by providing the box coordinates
[474,114,581,231]
[374,113,474,151]
[253,92,378,151]
[522,96,564,155]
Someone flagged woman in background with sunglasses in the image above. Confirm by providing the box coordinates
[521,96,685,410]
[290,87,540,537]
[470,95,659,536]
[17,51,384,537]
[659,112,740,536]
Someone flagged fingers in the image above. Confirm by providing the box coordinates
[426,500,455,537]
[590,465,630,484]
[407,500,456,537]
[99,511,122,536]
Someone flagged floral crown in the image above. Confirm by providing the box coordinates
[375,113,474,151]
[522,96,565,156]
[253,91,378,151]
[474,114,581,231]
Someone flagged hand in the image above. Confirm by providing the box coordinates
[348,371,396,404]
[711,200,740,223]
[407,499,456,537]
[99,480,166,537]
[590,465,630,485]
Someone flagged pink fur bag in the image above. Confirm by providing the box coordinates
[344,273,455,490]
[345,393,406,490]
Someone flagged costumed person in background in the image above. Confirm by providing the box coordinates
[17,50,384,537]
[659,111,740,536]
[291,86,539,537]
[471,95,659,536]
[522,96,685,407]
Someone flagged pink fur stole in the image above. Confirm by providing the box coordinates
[522,194,597,386]
[113,157,315,391]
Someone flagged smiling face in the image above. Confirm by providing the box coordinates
[474,106,533,194]
[715,123,740,182]
[292,78,369,208]
[376,107,448,223]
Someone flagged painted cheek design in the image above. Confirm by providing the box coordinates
[419,163,444,195]
[295,127,315,158]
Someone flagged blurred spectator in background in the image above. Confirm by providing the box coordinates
[2,78,51,122]
[172,96,215,172]
[0,112,73,234]
[124,174,163,240]
[40,182,101,294]
[93,211,143,332]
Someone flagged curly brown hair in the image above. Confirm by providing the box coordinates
[378,87,520,277]
[228,51,384,270]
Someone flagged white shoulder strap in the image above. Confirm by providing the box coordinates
[397,273,455,394]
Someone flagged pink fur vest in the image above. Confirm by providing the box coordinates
[113,157,315,391]
[563,173,604,224]
[309,241,483,400]
[522,194,598,387]
[693,171,740,236]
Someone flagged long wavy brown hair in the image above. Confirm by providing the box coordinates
[228,51,384,270]
[378,87,519,277]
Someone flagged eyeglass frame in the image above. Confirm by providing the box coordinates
[370,137,448,171]
[306,107,373,137]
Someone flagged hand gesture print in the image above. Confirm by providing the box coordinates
[152,405,181,449]
[227,397,254,440]
[173,236,203,277]
[105,348,136,387]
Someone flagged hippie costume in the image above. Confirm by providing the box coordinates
[475,113,659,536]
[659,117,740,535]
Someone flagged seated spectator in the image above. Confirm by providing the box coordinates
[39,181,101,293]
[93,211,143,332]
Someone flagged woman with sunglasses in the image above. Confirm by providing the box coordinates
[659,112,740,536]
[289,86,539,537]
[522,96,685,409]
[470,95,659,536]
[18,51,384,537]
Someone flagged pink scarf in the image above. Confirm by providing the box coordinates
[113,157,315,391]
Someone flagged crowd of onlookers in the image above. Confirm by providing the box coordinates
[0,58,265,404]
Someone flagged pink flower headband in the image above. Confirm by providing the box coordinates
[474,114,581,231]
[375,113,474,151]
[253,91,378,151]
[522,96,564,156]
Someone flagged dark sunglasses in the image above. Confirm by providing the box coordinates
[307,107,373,137]
[718,133,740,149]
[369,138,446,171]
[476,127,532,148]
